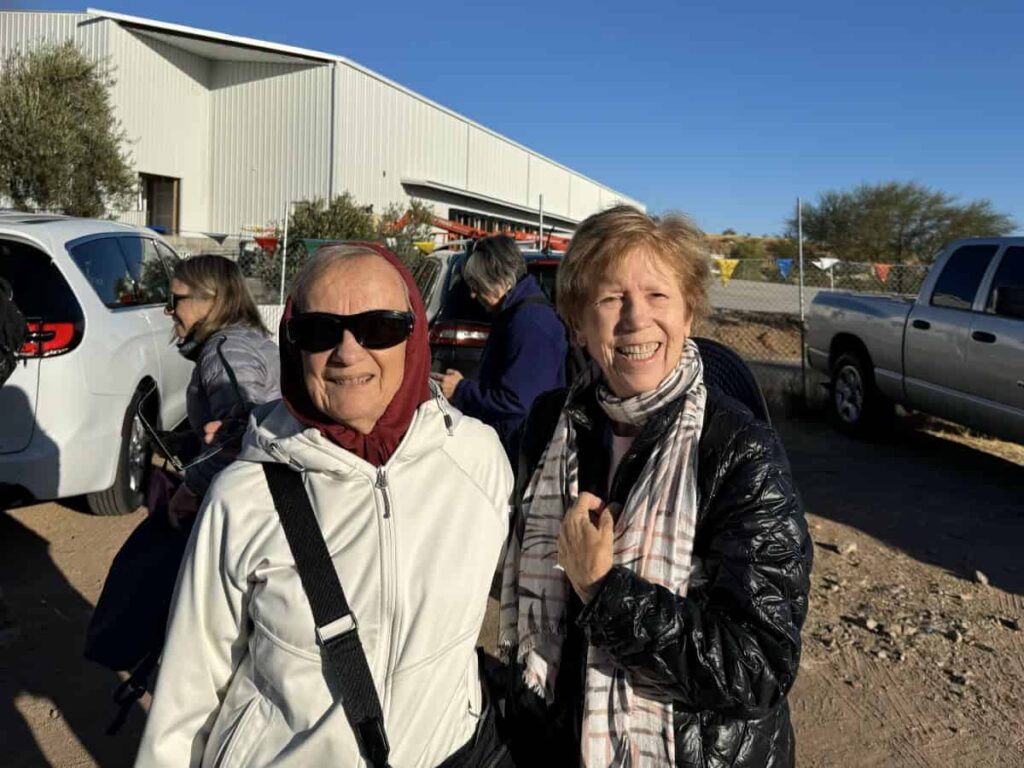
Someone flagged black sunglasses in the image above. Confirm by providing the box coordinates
[286,310,415,352]
[166,292,209,313]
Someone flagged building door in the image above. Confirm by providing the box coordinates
[140,173,180,234]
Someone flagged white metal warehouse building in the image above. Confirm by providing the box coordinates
[0,8,643,238]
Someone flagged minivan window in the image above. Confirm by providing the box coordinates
[69,237,138,308]
[0,239,83,322]
[121,237,171,304]
[986,246,1024,317]
[930,245,999,311]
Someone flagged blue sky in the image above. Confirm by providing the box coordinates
[18,0,1024,235]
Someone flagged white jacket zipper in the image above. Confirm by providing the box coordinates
[376,466,398,719]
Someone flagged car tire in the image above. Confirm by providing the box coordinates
[87,389,151,516]
[829,351,893,438]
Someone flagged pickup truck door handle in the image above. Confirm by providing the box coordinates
[971,330,997,344]
[911,319,931,330]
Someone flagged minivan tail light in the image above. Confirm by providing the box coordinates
[428,321,490,348]
[18,321,78,357]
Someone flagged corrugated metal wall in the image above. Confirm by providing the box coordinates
[0,12,108,63]
[209,61,333,234]
[107,26,212,232]
[334,63,468,214]
[333,61,644,223]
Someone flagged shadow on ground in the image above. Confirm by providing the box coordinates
[777,415,1023,594]
[0,509,145,768]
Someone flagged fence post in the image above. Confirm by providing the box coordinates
[797,198,807,405]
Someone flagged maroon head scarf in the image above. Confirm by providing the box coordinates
[278,242,433,466]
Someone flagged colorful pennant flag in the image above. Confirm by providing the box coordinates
[254,236,279,253]
[201,232,230,245]
[719,258,739,287]
[874,263,891,283]
[777,259,793,280]
[414,241,436,255]
[813,257,840,272]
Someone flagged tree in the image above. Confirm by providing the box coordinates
[249,194,438,298]
[379,198,436,268]
[0,42,136,217]
[788,181,1016,263]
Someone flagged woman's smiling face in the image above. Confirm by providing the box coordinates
[576,247,692,398]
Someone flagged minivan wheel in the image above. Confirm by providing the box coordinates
[829,351,893,438]
[87,389,151,516]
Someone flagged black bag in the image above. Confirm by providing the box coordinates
[83,467,193,733]
[0,277,27,387]
[261,462,514,768]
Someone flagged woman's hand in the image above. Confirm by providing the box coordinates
[435,369,463,400]
[203,420,223,445]
[168,484,200,530]
[558,491,615,603]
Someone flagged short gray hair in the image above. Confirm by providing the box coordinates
[291,245,410,311]
[462,235,526,296]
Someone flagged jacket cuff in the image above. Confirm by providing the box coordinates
[576,565,655,645]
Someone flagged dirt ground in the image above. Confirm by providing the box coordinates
[1,413,1022,767]
[695,310,803,362]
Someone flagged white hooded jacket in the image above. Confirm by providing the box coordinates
[135,393,512,768]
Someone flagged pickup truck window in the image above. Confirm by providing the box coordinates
[986,246,1024,316]
[930,244,999,311]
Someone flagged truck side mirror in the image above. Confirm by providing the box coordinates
[993,286,1024,319]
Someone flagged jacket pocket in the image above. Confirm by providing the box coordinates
[211,694,269,768]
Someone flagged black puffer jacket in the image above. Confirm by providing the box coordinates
[505,381,812,767]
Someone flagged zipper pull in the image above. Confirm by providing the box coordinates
[376,468,392,518]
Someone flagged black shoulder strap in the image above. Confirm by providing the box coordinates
[261,462,392,768]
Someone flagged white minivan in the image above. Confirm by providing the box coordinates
[0,213,192,515]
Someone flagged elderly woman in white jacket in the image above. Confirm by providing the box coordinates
[136,244,513,768]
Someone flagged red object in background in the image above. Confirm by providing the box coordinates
[254,236,279,253]
[18,321,77,356]
[874,264,891,283]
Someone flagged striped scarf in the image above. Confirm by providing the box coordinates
[499,339,707,767]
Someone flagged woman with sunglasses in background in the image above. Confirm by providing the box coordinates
[137,244,513,767]
[163,254,280,528]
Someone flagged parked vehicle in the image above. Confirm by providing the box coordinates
[413,242,563,379]
[0,213,192,515]
[806,238,1024,442]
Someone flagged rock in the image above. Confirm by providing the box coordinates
[974,570,990,587]
[865,618,879,631]
[48,708,60,720]
[947,629,963,644]
[997,616,1020,631]
[838,542,858,556]
[876,651,888,660]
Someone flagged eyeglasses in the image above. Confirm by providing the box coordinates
[286,310,415,352]
[136,385,247,472]
[166,292,208,313]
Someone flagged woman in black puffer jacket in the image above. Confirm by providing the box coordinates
[498,206,812,768]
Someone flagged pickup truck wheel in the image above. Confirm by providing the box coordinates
[830,352,893,437]
[86,390,151,516]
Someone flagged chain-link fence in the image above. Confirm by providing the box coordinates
[164,235,925,370]
[694,257,929,365]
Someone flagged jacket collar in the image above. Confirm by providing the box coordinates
[240,391,458,478]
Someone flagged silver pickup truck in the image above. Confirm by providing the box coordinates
[806,237,1024,442]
